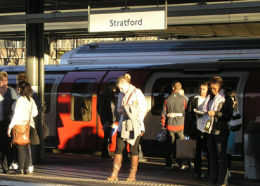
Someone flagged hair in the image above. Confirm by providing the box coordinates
[209,76,223,87]
[17,72,28,83]
[172,81,182,92]
[18,81,32,101]
[116,73,131,86]
[0,71,8,81]
[200,81,209,88]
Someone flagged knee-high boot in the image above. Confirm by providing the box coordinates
[126,155,139,182]
[107,154,122,181]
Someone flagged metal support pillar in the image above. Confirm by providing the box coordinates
[26,0,45,162]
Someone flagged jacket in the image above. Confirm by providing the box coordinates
[161,92,187,132]
[184,95,199,136]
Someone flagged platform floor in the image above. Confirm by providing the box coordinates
[0,152,260,186]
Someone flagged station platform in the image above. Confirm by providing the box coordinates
[0,152,259,186]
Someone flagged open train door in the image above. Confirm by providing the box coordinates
[57,71,106,151]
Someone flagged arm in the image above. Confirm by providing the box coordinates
[214,96,233,122]
[161,99,167,128]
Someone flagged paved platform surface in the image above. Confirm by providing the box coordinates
[0,152,260,186]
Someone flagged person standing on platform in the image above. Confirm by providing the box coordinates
[185,82,209,178]
[97,82,118,159]
[7,81,38,174]
[0,71,17,174]
[107,73,146,182]
[203,76,233,186]
[161,81,186,169]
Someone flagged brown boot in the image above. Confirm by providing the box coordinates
[107,154,122,181]
[126,155,139,182]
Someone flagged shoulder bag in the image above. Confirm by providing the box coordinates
[12,100,32,146]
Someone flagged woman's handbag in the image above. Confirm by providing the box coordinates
[12,121,30,146]
[156,128,167,143]
[30,126,40,145]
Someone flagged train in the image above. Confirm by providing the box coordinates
[2,38,260,155]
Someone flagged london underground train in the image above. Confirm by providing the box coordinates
[2,38,260,155]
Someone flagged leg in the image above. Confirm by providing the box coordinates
[24,144,30,174]
[107,133,124,181]
[208,134,218,184]
[165,130,175,167]
[16,145,26,174]
[127,135,141,182]
[216,134,229,185]
[102,129,110,158]
[194,130,203,177]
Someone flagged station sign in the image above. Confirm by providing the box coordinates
[89,10,166,32]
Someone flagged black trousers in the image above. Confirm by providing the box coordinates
[115,132,141,156]
[208,133,229,185]
[165,130,185,167]
[17,144,30,171]
[191,129,208,175]
[102,127,111,158]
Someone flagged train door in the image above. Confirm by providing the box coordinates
[57,71,106,150]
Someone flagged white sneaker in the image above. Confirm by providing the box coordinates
[28,165,34,173]
[9,162,18,170]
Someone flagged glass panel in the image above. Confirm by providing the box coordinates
[151,77,239,115]
[71,79,95,121]
[45,79,55,114]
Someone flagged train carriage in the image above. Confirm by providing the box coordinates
[2,38,260,155]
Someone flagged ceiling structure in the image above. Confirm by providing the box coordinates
[0,0,260,39]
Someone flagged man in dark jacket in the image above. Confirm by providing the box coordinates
[161,81,186,169]
[185,82,209,178]
[97,82,118,158]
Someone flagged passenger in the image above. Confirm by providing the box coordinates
[0,71,17,174]
[161,81,186,169]
[227,90,242,178]
[107,73,146,182]
[15,72,41,173]
[203,76,233,185]
[97,82,118,159]
[7,81,38,174]
[185,81,209,178]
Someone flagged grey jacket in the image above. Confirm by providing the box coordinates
[121,104,141,145]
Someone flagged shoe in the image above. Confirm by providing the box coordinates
[28,165,34,173]
[180,165,188,170]
[189,162,195,168]
[2,170,10,174]
[126,155,139,182]
[9,162,18,170]
[13,170,24,175]
[107,154,122,181]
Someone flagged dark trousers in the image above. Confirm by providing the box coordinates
[115,132,141,156]
[0,143,11,172]
[17,144,30,171]
[102,128,111,158]
[191,129,208,175]
[208,133,229,185]
[165,130,185,167]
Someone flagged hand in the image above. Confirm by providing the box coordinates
[7,128,11,138]
[208,111,215,117]
[140,131,144,136]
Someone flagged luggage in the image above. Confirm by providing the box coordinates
[176,138,197,159]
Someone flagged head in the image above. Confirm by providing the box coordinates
[209,76,223,96]
[172,81,182,93]
[17,81,32,101]
[199,82,209,97]
[0,71,8,88]
[230,90,238,110]
[16,72,28,84]
[117,73,131,94]
[105,82,117,93]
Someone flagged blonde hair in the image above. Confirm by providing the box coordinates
[117,73,131,86]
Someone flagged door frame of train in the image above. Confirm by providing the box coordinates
[57,71,106,150]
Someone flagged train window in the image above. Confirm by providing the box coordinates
[71,79,95,121]
[45,79,55,114]
[151,77,239,115]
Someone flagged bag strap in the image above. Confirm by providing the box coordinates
[126,88,136,106]
[27,98,33,127]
